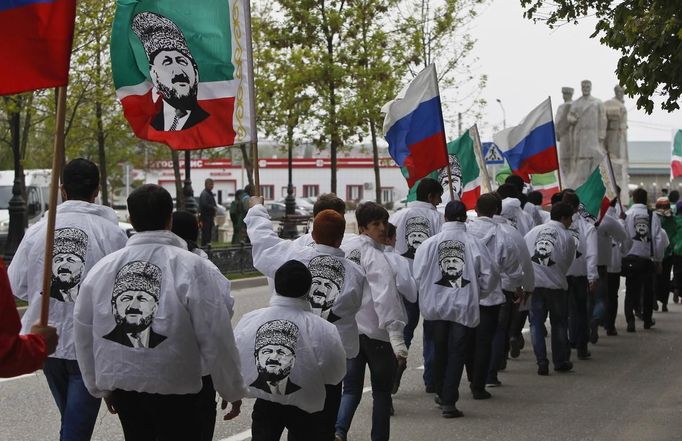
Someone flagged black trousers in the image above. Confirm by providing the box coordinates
[508,303,528,352]
[624,263,655,325]
[112,376,216,441]
[605,272,621,331]
[251,384,340,441]
[431,320,474,406]
[200,215,214,246]
[465,304,500,392]
[656,256,674,306]
[567,275,589,352]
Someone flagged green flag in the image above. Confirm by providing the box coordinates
[576,165,607,218]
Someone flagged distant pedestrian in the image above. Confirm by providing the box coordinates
[172,210,207,258]
[199,178,218,246]
[230,189,246,244]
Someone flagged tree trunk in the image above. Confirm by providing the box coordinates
[95,100,108,206]
[171,149,185,210]
[369,118,381,204]
[20,93,33,161]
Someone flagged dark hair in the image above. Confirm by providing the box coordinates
[518,192,528,209]
[504,174,525,193]
[496,183,518,200]
[171,211,199,250]
[668,190,679,203]
[551,202,574,221]
[527,191,543,206]
[244,184,254,196]
[386,222,397,240]
[127,184,173,232]
[204,178,214,187]
[62,158,99,201]
[355,201,389,228]
[561,190,580,211]
[275,260,312,298]
[444,200,467,222]
[416,178,443,202]
[313,193,346,217]
[550,192,563,205]
[476,193,502,217]
[632,188,648,204]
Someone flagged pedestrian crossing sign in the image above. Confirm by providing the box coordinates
[482,142,504,165]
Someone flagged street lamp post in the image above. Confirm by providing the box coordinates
[183,150,197,215]
[4,110,26,261]
[281,138,299,238]
[496,98,507,129]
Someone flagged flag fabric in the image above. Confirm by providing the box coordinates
[530,171,560,205]
[405,128,482,210]
[493,98,558,182]
[111,0,253,150]
[0,0,76,95]
[383,64,449,187]
[672,130,682,179]
[575,164,610,220]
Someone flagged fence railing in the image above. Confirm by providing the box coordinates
[203,243,256,275]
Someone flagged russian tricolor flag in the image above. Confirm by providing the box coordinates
[0,0,76,95]
[493,98,559,182]
[382,64,449,187]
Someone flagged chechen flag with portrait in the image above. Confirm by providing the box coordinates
[111,0,253,150]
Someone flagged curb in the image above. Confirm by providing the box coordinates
[229,276,268,290]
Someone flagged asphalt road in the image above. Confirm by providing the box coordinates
[2,282,682,441]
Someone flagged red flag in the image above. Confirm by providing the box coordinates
[0,0,76,95]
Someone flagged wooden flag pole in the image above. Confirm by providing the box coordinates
[471,124,493,193]
[604,151,625,215]
[547,95,563,191]
[243,0,260,196]
[40,86,67,326]
[430,65,456,202]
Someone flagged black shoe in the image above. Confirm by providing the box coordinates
[425,384,436,394]
[589,319,599,344]
[662,304,669,312]
[392,362,407,394]
[644,319,656,329]
[498,358,507,371]
[441,407,464,418]
[537,364,549,376]
[519,335,526,350]
[577,350,591,360]
[434,396,442,408]
[471,389,492,400]
[674,292,679,304]
[606,328,618,336]
[510,338,521,359]
[627,322,636,333]
[635,311,643,320]
[653,302,659,312]
[554,361,574,372]
[486,379,502,387]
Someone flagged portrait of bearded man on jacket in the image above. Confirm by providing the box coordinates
[50,228,89,303]
[434,240,470,288]
[250,319,301,396]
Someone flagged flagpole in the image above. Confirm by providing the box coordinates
[39,86,67,326]
[471,124,492,192]
[243,0,260,195]
[430,65,456,202]
[547,95,563,191]
[604,151,625,215]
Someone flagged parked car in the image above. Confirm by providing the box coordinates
[276,197,313,215]
[266,202,308,221]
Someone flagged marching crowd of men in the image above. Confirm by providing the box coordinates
[0,157,677,441]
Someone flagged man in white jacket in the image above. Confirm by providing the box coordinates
[388,177,443,393]
[622,188,666,331]
[525,202,577,375]
[467,193,525,397]
[73,184,245,441]
[336,202,408,441]
[10,159,128,441]
[234,260,346,441]
[413,201,498,418]
[561,191,599,360]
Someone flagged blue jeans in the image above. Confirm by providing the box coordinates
[529,288,571,368]
[43,358,101,441]
[431,320,474,408]
[336,335,396,441]
[567,275,589,352]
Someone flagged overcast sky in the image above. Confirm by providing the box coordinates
[452,0,679,142]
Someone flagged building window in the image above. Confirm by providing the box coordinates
[281,186,297,198]
[260,185,275,201]
[302,184,320,198]
[346,185,363,201]
[381,187,394,204]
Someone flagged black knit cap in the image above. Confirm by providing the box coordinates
[275,260,313,298]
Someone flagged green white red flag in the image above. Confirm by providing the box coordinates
[672,130,682,179]
[575,162,611,221]
[530,171,560,205]
[111,0,254,150]
[405,128,482,209]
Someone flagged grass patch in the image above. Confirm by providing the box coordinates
[15,299,27,307]
[225,271,262,280]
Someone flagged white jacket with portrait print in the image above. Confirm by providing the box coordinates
[524,221,577,290]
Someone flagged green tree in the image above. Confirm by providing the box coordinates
[520,0,682,113]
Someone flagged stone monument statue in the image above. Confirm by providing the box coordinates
[604,85,629,194]
[555,87,574,183]
[565,80,607,188]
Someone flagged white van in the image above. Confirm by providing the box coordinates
[0,169,52,238]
